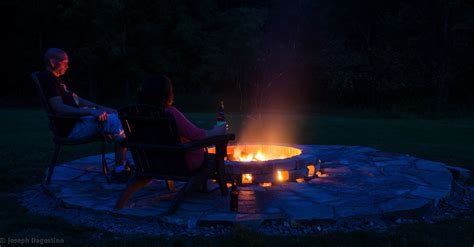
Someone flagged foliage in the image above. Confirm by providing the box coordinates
[11,0,474,115]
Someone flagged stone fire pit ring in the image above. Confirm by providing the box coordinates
[209,143,320,185]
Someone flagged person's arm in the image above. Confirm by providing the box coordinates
[168,107,226,139]
[170,107,206,140]
[76,96,116,113]
[205,124,226,137]
[49,96,108,121]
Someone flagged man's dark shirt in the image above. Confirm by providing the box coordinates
[36,70,80,137]
[37,70,80,111]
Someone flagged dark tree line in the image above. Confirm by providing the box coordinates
[8,0,474,116]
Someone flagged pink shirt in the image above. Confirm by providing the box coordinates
[165,106,206,171]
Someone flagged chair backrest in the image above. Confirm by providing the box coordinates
[118,104,191,177]
[31,71,53,115]
[31,71,77,138]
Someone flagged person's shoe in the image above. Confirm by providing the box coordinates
[124,160,136,173]
[110,165,131,183]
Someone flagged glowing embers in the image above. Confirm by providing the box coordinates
[276,170,289,182]
[296,178,305,183]
[307,165,316,177]
[316,170,328,177]
[234,148,265,162]
[242,174,253,184]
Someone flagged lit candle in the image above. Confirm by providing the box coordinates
[307,165,315,177]
[259,182,272,187]
[276,170,289,182]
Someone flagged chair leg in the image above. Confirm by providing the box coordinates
[167,185,186,215]
[45,143,61,185]
[167,176,200,215]
[101,141,111,184]
[114,177,151,210]
[216,157,228,196]
[217,171,227,196]
[215,143,228,196]
[199,179,208,192]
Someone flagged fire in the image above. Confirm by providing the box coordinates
[208,144,302,162]
[277,170,289,182]
[277,170,283,180]
[242,174,253,184]
[233,147,280,162]
[307,165,315,176]
[316,170,328,177]
[296,178,305,183]
[255,150,266,161]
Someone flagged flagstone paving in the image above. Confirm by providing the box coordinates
[23,145,471,229]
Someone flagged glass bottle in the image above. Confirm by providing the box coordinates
[216,100,226,126]
[230,179,239,212]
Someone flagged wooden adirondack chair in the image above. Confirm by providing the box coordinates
[115,104,234,214]
[31,71,111,184]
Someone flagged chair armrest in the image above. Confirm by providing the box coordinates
[181,134,235,151]
[48,114,82,120]
[126,134,235,152]
[126,143,185,152]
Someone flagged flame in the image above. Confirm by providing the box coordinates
[255,150,266,161]
[259,182,272,187]
[277,170,283,181]
[316,170,328,177]
[209,144,302,162]
[242,174,253,184]
[307,165,315,176]
[232,147,284,162]
[277,170,289,182]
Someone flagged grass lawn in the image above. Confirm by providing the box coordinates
[0,107,473,246]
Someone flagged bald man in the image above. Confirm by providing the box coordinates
[36,48,129,178]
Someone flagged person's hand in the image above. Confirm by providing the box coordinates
[90,109,108,122]
[98,106,117,114]
[213,123,227,135]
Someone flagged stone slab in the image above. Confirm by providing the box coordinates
[410,186,451,205]
[377,197,432,216]
[33,145,461,227]
[444,165,472,184]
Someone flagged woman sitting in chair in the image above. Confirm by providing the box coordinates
[114,75,229,211]
[137,75,227,171]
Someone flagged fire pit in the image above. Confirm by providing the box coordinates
[208,144,320,186]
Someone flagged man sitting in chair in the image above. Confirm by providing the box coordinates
[37,47,129,177]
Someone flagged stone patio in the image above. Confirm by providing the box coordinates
[21,145,472,235]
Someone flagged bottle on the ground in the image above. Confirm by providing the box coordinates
[230,179,239,212]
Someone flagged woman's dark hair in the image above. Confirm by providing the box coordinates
[138,75,174,107]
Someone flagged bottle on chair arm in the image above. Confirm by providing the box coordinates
[216,101,226,127]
